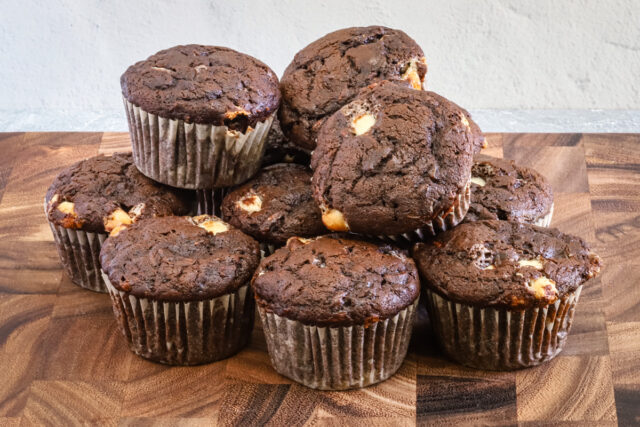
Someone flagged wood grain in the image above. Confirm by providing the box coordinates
[0,132,637,425]
[516,356,616,422]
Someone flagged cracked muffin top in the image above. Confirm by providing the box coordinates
[121,44,280,131]
[45,153,191,234]
[100,215,260,301]
[252,234,420,326]
[279,26,427,150]
[221,163,325,245]
[311,80,479,235]
[413,220,602,309]
[464,155,554,224]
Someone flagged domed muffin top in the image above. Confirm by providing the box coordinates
[100,215,260,301]
[121,45,280,131]
[46,153,191,234]
[312,80,479,235]
[413,220,602,309]
[279,26,426,150]
[252,235,420,326]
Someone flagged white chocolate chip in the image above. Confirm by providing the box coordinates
[104,208,132,233]
[351,114,376,136]
[48,194,60,208]
[321,207,350,232]
[128,203,145,221]
[483,265,495,270]
[470,176,486,187]
[401,57,425,90]
[527,276,558,300]
[236,193,262,214]
[518,259,544,270]
[460,113,471,130]
[194,64,207,73]
[109,224,128,237]
[285,236,315,249]
[57,201,76,215]
[198,219,229,235]
[151,66,172,73]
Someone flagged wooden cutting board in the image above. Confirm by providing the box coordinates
[0,132,638,426]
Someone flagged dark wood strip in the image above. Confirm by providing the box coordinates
[503,133,583,147]
[614,386,640,426]
[417,374,516,424]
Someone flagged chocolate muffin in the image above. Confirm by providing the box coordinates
[221,163,325,256]
[253,235,420,389]
[279,26,427,151]
[464,156,554,226]
[100,215,260,365]
[413,220,602,370]
[312,80,479,241]
[121,44,281,189]
[45,153,190,292]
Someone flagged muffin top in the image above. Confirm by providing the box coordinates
[261,117,311,167]
[45,153,191,234]
[279,26,426,150]
[311,80,478,235]
[413,220,602,309]
[221,163,325,244]
[252,235,420,326]
[100,215,260,301]
[121,45,280,131]
[464,156,553,223]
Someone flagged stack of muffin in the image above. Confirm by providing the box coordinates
[44,26,602,390]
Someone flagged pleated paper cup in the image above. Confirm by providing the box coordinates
[368,180,471,244]
[423,285,582,370]
[124,98,273,189]
[104,273,254,365]
[195,188,229,216]
[258,299,418,390]
[48,221,108,293]
[533,203,554,228]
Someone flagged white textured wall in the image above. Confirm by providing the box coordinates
[1,0,639,118]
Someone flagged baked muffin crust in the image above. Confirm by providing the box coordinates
[413,220,602,309]
[252,235,420,326]
[121,44,280,131]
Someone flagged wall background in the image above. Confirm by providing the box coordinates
[1,0,639,131]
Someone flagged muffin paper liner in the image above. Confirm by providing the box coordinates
[195,188,229,216]
[124,98,273,189]
[259,242,278,258]
[423,285,582,370]
[258,299,418,390]
[103,274,254,365]
[368,180,471,244]
[533,203,554,228]
[48,221,108,293]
